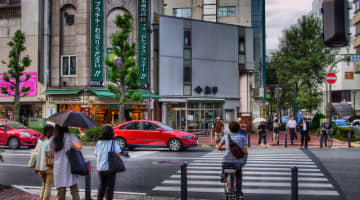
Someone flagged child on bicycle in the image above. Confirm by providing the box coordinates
[217,121,248,200]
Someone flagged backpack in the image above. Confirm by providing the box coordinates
[228,134,244,159]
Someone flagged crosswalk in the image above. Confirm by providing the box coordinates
[152,149,341,198]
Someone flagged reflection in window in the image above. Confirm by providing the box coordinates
[218,7,236,17]
[127,122,140,130]
[143,122,159,130]
[173,8,191,18]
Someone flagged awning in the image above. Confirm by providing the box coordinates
[331,103,354,118]
[89,90,160,100]
[187,98,225,103]
[43,90,82,95]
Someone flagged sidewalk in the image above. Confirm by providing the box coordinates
[198,131,350,148]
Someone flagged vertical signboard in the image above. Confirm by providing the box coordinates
[138,0,149,84]
[91,0,104,81]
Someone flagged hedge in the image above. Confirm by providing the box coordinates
[333,126,357,141]
[311,113,326,130]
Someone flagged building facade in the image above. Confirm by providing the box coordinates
[0,0,45,124]
[158,15,255,133]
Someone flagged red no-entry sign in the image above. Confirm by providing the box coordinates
[326,72,337,84]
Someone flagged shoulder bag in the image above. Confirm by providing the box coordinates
[108,140,126,173]
[66,134,89,176]
[228,134,244,159]
[28,143,39,168]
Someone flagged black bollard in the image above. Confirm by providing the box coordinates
[348,130,352,148]
[85,161,91,200]
[285,133,288,148]
[291,167,299,200]
[248,134,251,148]
[181,163,187,200]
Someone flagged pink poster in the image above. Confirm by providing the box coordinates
[0,72,37,97]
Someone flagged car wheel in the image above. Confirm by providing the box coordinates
[117,137,127,150]
[8,137,20,149]
[168,138,183,152]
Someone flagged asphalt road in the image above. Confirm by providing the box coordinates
[0,146,357,200]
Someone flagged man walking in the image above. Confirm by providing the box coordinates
[320,119,332,148]
[287,116,297,145]
[299,118,310,148]
[258,121,267,147]
[213,117,224,145]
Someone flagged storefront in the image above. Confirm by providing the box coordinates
[0,103,44,125]
[44,89,159,125]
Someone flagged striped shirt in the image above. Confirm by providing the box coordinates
[220,132,247,164]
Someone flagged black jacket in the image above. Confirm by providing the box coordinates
[299,121,310,134]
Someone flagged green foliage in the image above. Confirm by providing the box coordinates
[311,113,326,130]
[0,184,11,191]
[267,15,335,113]
[106,13,142,122]
[82,126,103,142]
[333,126,357,141]
[1,30,32,121]
[310,128,321,135]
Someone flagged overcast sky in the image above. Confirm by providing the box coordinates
[266,0,314,50]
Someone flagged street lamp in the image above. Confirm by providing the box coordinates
[140,12,152,120]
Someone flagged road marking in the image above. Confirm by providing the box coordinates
[153,186,339,196]
[0,163,28,167]
[169,175,329,182]
[188,163,318,168]
[194,160,315,164]
[187,166,320,172]
[178,170,324,176]
[162,180,333,188]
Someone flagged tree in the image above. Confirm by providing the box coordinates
[1,30,32,121]
[268,15,335,114]
[106,13,142,123]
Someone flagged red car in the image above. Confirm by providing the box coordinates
[0,119,41,149]
[114,120,198,151]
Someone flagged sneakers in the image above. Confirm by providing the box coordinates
[220,173,226,183]
[236,192,244,200]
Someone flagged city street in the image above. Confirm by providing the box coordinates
[1,146,357,200]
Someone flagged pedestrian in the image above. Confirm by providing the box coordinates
[320,119,332,148]
[95,125,122,200]
[273,119,280,145]
[257,121,267,147]
[240,123,247,136]
[287,115,297,145]
[217,121,248,200]
[48,125,82,200]
[299,118,310,148]
[34,124,55,200]
[213,117,224,145]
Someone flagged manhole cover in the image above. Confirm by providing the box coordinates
[152,161,185,165]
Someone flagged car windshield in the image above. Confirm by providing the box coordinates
[4,121,26,129]
[156,122,174,131]
[335,120,348,126]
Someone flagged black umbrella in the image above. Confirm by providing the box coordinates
[47,110,96,129]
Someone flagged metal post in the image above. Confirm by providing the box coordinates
[147,0,152,120]
[291,167,299,200]
[181,163,187,200]
[348,130,352,148]
[248,133,251,147]
[285,132,288,148]
[85,161,91,200]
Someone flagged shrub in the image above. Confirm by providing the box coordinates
[311,113,325,130]
[311,128,320,135]
[333,126,357,141]
[82,126,103,142]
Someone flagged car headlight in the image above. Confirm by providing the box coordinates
[20,132,31,137]
[183,136,193,140]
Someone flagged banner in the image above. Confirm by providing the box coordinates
[0,72,37,97]
[91,0,104,81]
[138,0,149,83]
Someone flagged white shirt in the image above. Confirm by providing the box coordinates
[303,122,307,131]
[287,120,297,129]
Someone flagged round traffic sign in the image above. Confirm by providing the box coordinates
[326,72,337,84]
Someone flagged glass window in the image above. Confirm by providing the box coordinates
[218,6,236,17]
[61,55,76,76]
[184,67,192,84]
[127,122,140,130]
[173,8,191,18]
[184,84,192,96]
[184,49,192,59]
[143,122,159,131]
[184,31,191,48]
[157,122,174,131]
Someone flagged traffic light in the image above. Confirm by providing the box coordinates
[322,0,349,47]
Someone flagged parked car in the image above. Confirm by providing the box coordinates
[114,120,198,152]
[351,120,360,139]
[334,120,349,127]
[0,119,41,149]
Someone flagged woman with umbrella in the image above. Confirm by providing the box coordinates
[47,110,96,200]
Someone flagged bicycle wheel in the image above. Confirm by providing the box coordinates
[328,137,333,148]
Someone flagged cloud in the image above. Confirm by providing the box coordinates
[266,0,314,49]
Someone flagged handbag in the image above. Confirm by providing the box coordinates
[108,140,126,173]
[228,135,244,159]
[46,152,54,168]
[66,134,89,176]
[28,144,39,168]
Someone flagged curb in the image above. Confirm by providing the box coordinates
[11,185,37,195]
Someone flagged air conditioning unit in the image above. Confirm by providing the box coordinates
[252,88,264,98]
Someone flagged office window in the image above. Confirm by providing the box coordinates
[331,90,351,103]
[61,55,76,76]
[356,0,360,12]
[218,6,236,17]
[184,85,192,96]
[184,49,192,60]
[184,67,192,84]
[184,31,191,48]
[173,8,191,18]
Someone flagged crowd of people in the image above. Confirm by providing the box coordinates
[33,124,122,200]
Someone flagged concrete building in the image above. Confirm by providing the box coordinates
[161,0,266,123]
[0,0,45,124]
[311,0,360,116]
[158,15,255,133]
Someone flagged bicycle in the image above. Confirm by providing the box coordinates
[224,168,238,200]
[318,130,333,148]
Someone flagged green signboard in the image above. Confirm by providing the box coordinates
[138,0,149,83]
[91,0,104,81]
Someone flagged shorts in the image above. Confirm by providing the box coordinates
[215,132,222,143]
